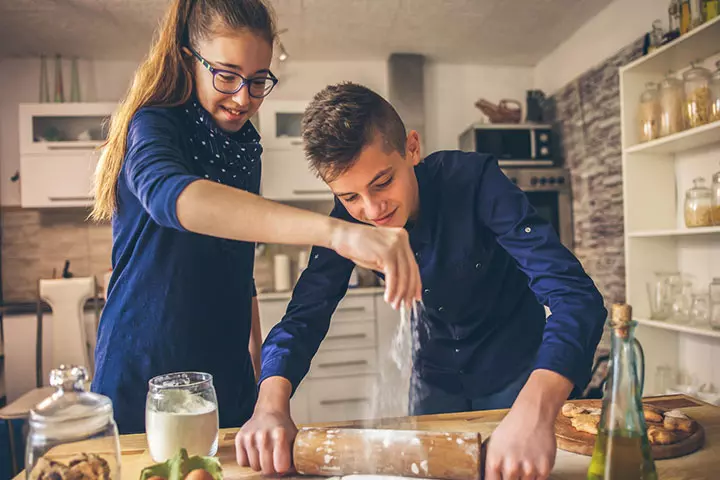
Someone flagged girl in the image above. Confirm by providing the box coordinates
[91,0,420,434]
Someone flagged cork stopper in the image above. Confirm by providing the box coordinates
[610,303,633,338]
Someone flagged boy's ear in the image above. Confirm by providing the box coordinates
[406,130,422,166]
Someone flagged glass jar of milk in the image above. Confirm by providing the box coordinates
[145,372,219,462]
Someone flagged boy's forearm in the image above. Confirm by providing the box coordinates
[256,376,294,414]
[513,369,573,421]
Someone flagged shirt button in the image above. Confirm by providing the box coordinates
[454,348,460,353]
[438,306,444,312]
[475,263,481,269]
[524,226,532,233]
[415,251,420,257]
[424,288,430,294]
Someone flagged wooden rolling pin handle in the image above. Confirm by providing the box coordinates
[293,427,482,480]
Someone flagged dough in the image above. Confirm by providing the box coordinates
[643,405,665,424]
[663,410,695,433]
[337,476,441,480]
[647,425,677,445]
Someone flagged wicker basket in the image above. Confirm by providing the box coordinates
[474,98,523,124]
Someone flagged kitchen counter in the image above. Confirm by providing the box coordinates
[15,394,719,479]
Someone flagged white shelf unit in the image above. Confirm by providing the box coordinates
[620,17,720,397]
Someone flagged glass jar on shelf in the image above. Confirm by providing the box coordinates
[709,60,720,123]
[706,0,720,21]
[684,176,713,227]
[638,81,660,142]
[681,0,692,34]
[658,74,685,136]
[668,0,682,39]
[683,62,712,128]
[25,365,120,480]
[710,278,720,330]
[712,168,720,225]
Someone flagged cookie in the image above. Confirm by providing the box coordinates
[643,405,665,424]
[562,403,585,418]
[647,424,677,445]
[571,413,600,435]
[663,409,695,433]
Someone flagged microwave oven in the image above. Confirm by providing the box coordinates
[459,124,556,167]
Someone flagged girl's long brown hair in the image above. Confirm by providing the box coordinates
[91,0,276,221]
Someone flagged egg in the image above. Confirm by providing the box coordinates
[147,477,166,480]
[185,469,214,480]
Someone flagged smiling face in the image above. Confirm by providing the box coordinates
[189,30,273,133]
[328,130,422,228]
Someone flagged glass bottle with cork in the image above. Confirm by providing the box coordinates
[587,303,657,480]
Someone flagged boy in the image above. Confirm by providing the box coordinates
[237,83,607,480]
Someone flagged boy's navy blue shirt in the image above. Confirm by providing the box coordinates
[93,103,261,433]
[261,151,607,398]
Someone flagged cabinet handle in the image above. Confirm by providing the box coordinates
[320,397,369,406]
[47,145,99,151]
[336,306,366,313]
[292,189,331,195]
[290,140,303,146]
[325,333,367,341]
[317,360,368,369]
[48,196,94,202]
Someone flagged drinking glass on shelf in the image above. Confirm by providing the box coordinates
[710,278,720,330]
[689,292,710,326]
[670,276,694,324]
[655,365,675,395]
[646,271,679,320]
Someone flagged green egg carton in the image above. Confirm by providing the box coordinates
[140,448,223,480]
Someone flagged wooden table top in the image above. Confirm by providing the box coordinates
[15,394,720,480]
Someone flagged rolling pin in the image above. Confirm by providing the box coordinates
[293,427,483,480]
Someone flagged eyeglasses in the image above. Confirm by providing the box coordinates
[187,47,278,98]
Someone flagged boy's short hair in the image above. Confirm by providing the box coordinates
[302,82,407,182]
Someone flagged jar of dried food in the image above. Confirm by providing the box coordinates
[685,176,713,227]
[659,74,685,136]
[712,168,720,225]
[25,365,120,480]
[638,81,660,142]
[709,60,720,123]
[683,63,712,128]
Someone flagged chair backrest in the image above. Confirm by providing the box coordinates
[38,277,96,383]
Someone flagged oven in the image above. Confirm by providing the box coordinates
[501,167,574,251]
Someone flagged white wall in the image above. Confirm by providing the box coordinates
[0,57,531,205]
[425,63,534,152]
[534,0,668,95]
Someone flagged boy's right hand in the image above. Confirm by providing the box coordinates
[235,407,297,475]
[330,222,422,310]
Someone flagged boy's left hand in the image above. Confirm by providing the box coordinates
[484,369,572,480]
[484,405,555,480]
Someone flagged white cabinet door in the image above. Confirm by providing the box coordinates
[20,153,98,208]
[307,374,377,423]
[257,100,307,150]
[260,149,332,201]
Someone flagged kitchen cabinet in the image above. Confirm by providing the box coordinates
[256,100,306,150]
[257,288,405,424]
[256,100,332,201]
[18,103,116,208]
[260,149,332,201]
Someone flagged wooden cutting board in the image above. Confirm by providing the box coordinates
[555,399,705,459]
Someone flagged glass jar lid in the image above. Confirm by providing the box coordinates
[686,177,711,199]
[29,365,114,439]
[683,63,712,81]
[659,74,682,89]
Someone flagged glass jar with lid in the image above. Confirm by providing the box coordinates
[684,176,713,227]
[712,167,720,225]
[25,365,120,480]
[683,62,712,128]
[638,82,660,142]
[709,60,720,123]
[658,74,685,136]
